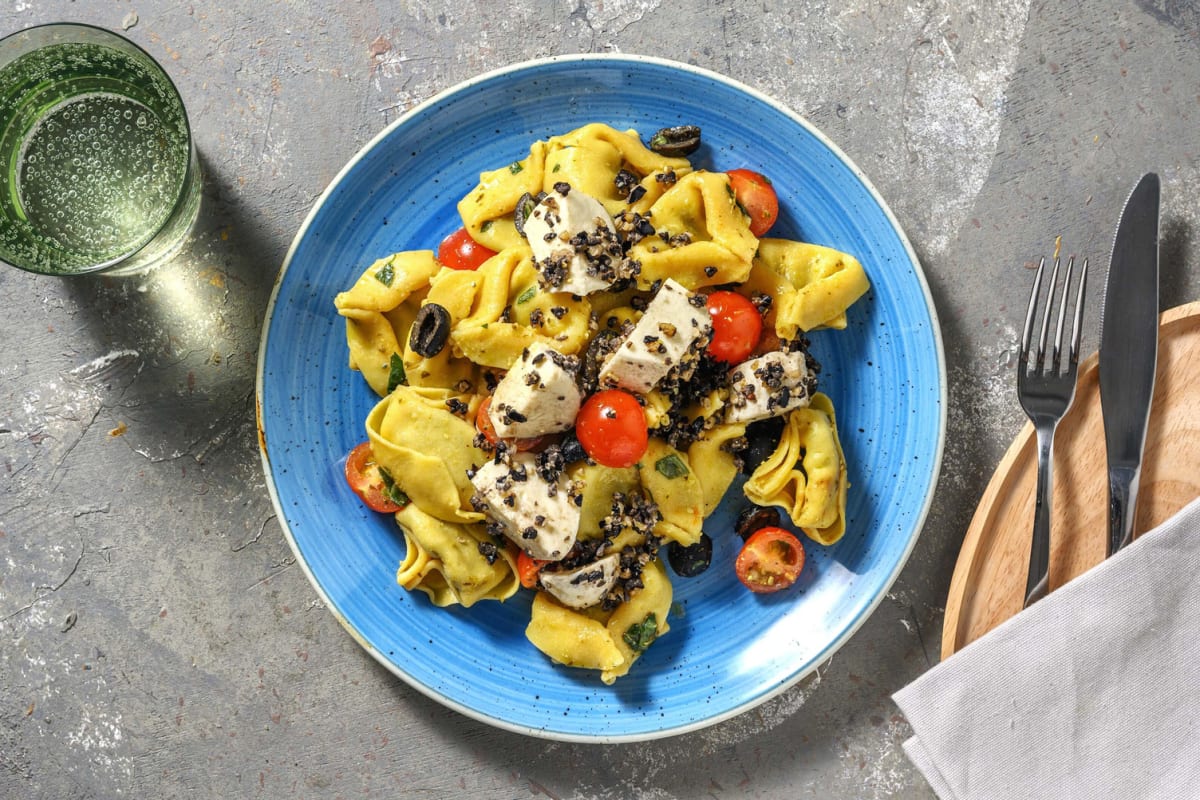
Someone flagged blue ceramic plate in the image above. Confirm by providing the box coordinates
[257,55,945,742]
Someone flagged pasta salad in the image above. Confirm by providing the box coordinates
[333,123,869,683]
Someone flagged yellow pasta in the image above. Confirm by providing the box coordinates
[395,503,519,607]
[570,462,641,540]
[457,141,551,252]
[548,123,692,215]
[525,558,674,684]
[629,171,758,290]
[457,123,692,252]
[525,591,626,672]
[436,247,591,369]
[601,559,672,684]
[365,386,485,524]
[336,122,870,682]
[687,421,747,517]
[639,439,703,546]
[744,238,870,336]
[743,393,849,544]
[335,250,440,396]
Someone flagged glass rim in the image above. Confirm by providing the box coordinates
[0,21,198,276]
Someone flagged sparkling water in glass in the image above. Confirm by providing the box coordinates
[0,23,201,276]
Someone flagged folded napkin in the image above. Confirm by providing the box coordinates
[893,495,1200,800]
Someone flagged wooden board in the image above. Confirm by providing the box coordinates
[942,301,1200,659]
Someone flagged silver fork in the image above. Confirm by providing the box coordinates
[1017,254,1088,608]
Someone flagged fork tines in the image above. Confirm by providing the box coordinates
[1021,255,1089,376]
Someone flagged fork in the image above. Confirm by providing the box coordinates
[1017,254,1088,608]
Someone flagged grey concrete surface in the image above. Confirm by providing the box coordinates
[2,1,1197,798]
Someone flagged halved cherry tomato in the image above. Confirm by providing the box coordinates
[516,550,547,590]
[734,526,805,593]
[727,169,779,237]
[344,441,407,513]
[706,290,763,364]
[438,227,497,270]
[575,389,648,468]
[475,396,545,452]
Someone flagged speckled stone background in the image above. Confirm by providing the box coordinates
[2,2,1197,798]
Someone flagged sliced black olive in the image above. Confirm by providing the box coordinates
[409,303,451,358]
[740,416,786,475]
[667,533,713,577]
[647,125,702,157]
[513,191,545,238]
[735,505,782,542]
[558,433,587,465]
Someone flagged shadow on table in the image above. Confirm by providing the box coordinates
[1160,216,1193,313]
[58,149,282,466]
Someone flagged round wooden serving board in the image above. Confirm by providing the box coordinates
[942,300,1200,659]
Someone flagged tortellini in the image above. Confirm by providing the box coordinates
[335,250,440,396]
[526,558,673,685]
[744,238,870,335]
[687,422,747,517]
[435,248,592,368]
[743,393,849,545]
[640,439,704,547]
[365,386,485,524]
[526,592,626,674]
[335,121,869,683]
[570,462,641,542]
[629,170,759,290]
[396,503,520,607]
[458,123,691,251]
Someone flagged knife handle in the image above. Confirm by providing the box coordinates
[1107,466,1140,556]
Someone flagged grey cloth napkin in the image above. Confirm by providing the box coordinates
[893,495,1200,800]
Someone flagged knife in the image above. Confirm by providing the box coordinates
[1098,172,1160,557]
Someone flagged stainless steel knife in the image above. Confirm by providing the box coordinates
[1098,172,1160,556]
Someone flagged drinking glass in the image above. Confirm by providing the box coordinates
[0,23,201,276]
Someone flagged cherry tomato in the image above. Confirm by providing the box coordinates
[575,389,648,468]
[734,526,805,593]
[706,290,763,364]
[475,396,545,452]
[516,550,547,589]
[727,169,779,237]
[438,227,497,270]
[344,441,408,513]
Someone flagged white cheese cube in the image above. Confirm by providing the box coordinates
[598,278,712,394]
[539,553,621,610]
[488,343,582,438]
[725,350,814,424]
[524,186,621,295]
[469,453,579,561]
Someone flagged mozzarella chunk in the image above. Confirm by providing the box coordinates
[524,185,623,295]
[539,553,621,610]
[469,453,579,561]
[598,278,712,394]
[488,343,582,438]
[725,350,815,424]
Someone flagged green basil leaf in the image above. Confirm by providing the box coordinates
[654,454,689,479]
[374,261,395,287]
[377,467,410,508]
[386,353,407,393]
[509,162,524,174]
[622,613,659,653]
[516,286,537,305]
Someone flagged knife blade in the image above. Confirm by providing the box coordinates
[1098,172,1160,557]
